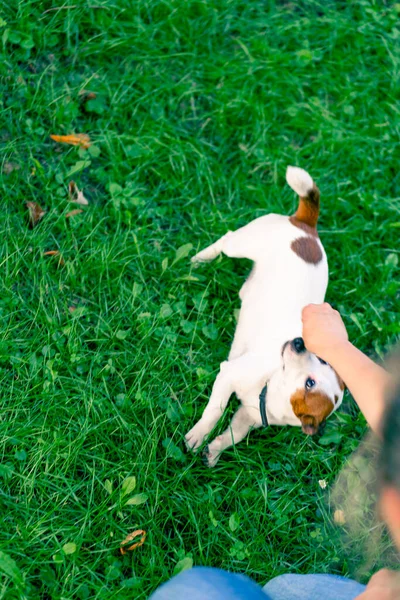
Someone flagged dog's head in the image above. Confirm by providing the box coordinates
[271,337,344,435]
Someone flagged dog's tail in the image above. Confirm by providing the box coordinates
[286,166,320,228]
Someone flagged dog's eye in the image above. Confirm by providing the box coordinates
[318,357,327,365]
[305,378,316,390]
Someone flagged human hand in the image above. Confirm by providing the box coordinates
[355,569,400,600]
[302,303,349,362]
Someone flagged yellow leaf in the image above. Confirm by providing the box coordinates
[66,209,83,218]
[43,250,65,266]
[50,133,91,149]
[120,530,146,555]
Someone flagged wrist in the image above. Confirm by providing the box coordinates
[321,339,352,365]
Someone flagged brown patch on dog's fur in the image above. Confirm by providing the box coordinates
[291,237,323,265]
[290,388,334,435]
[292,184,320,228]
[289,216,319,238]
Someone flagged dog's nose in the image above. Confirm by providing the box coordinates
[292,337,306,353]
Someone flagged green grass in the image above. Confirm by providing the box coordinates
[1,0,399,597]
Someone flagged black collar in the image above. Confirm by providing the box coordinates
[259,384,269,427]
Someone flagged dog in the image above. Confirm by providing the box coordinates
[185,166,344,467]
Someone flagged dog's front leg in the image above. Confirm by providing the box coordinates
[185,361,234,451]
[203,406,259,468]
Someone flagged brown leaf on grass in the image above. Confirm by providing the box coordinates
[79,90,97,101]
[120,530,147,555]
[68,181,89,205]
[43,250,65,266]
[50,133,91,149]
[66,209,83,218]
[333,509,346,525]
[3,162,21,174]
[26,202,45,227]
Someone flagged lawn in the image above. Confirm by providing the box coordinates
[1,0,399,598]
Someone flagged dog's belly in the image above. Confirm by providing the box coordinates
[229,253,328,360]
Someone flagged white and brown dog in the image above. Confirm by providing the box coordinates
[185,166,344,467]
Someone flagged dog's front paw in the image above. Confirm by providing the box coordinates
[185,420,211,452]
[202,443,221,468]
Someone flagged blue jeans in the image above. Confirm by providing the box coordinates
[149,567,366,600]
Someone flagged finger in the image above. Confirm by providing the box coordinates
[302,304,317,319]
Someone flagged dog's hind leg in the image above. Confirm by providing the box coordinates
[202,406,260,467]
[191,232,233,263]
[192,217,276,263]
[192,229,254,262]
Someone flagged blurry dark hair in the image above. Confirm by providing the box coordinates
[379,388,400,490]
[325,368,400,580]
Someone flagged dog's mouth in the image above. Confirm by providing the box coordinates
[302,419,327,436]
[281,341,290,357]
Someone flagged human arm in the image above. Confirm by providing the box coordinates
[302,303,394,433]
[355,569,400,599]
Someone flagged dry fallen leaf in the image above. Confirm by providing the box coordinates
[333,509,346,525]
[43,250,65,266]
[66,209,83,218]
[26,202,45,227]
[79,90,97,101]
[68,181,89,206]
[120,530,146,555]
[3,162,20,174]
[50,133,91,149]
